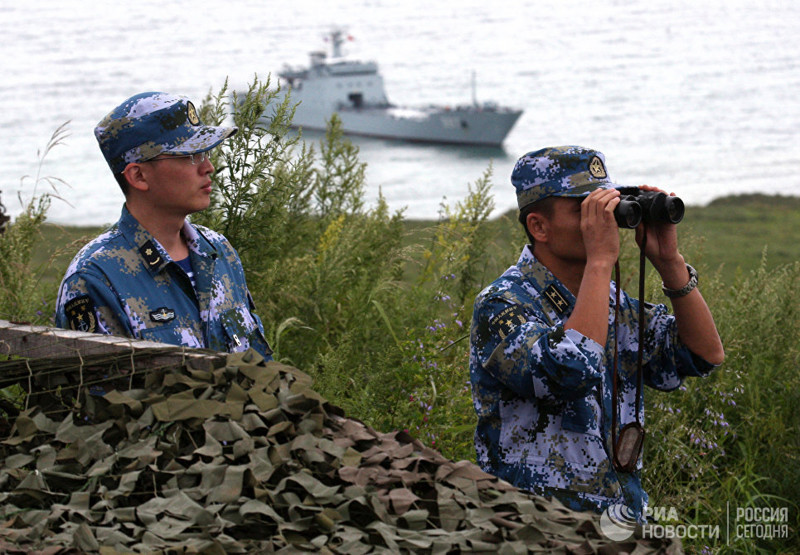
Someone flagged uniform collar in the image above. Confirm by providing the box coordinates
[117,205,217,275]
[181,218,217,259]
[517,245,576,317]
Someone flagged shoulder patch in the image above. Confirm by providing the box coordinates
[489,304,528,340]
[64,295,97,333]
[543,284,570,315]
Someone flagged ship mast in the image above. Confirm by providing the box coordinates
[331,29,345,58]
[471,70,478,107]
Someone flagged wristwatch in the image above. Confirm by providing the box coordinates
[662,264,698,298]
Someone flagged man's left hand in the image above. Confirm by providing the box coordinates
[634,185,684,270]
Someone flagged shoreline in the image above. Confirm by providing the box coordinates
[27,193,800,289]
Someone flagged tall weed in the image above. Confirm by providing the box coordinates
[194,76,409,378]
[644,254,800,553]
[0,122,70,325]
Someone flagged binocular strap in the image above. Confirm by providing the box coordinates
[611,236,647,473]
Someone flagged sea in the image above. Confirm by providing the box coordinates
[2,0,799,225]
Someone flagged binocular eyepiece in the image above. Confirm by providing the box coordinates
[614,187,685,228]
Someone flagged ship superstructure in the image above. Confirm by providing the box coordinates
[274,31,522,146]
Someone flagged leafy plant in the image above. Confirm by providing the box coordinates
[0,122,70,325]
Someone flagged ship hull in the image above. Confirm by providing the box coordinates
[285,103,522,147]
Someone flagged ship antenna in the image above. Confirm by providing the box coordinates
[471,70,478,107]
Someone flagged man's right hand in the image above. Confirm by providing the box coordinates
[564,188,621,347]
[580,188,621,267]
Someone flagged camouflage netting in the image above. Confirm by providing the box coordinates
[0,350,680,553]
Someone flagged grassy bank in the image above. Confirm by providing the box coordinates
[681,194,800,280]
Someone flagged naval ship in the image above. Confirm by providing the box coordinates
[274,31,523,146]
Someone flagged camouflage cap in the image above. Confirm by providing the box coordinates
[94,92,237,174]
[512,146,622,210]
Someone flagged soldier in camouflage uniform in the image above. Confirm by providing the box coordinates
[469,146,724,520]
[55,92,272,359]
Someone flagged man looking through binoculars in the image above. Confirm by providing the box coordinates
[469,146,724,521]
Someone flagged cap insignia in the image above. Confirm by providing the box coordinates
[186,101,200,126]
[589,156,607,179]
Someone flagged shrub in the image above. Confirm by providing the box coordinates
[0,122,70,326]
[643,254,800,553]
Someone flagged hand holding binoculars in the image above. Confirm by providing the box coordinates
[613,187,685,228]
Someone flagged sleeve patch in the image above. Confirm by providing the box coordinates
[489,304,528,340]
[64,295,98,333]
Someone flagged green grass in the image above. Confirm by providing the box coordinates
[681,194,800,280]
[32,224,105,288]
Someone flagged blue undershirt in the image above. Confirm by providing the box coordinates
[175,256,196,290]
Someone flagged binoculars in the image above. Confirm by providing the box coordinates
[613,187,685,228]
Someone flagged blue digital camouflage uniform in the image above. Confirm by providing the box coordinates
[469,145,716,520]
[470,246,712,519]
[55,206,272,359]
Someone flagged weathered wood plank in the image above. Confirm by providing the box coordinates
[0,320,224,368]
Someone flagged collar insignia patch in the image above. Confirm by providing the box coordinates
[150,307,176,323]
[64,295,97,333]
[489,304,528,340]
[589,156,607,179]
[139,240,163,268]
[186,101,200,126]
[543,284,570,315]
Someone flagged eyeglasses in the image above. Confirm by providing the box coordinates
[144,151,213,165]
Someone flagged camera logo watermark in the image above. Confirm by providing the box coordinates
[598,503,791,543]
[599,504,638,541]
[642,506,720,541]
